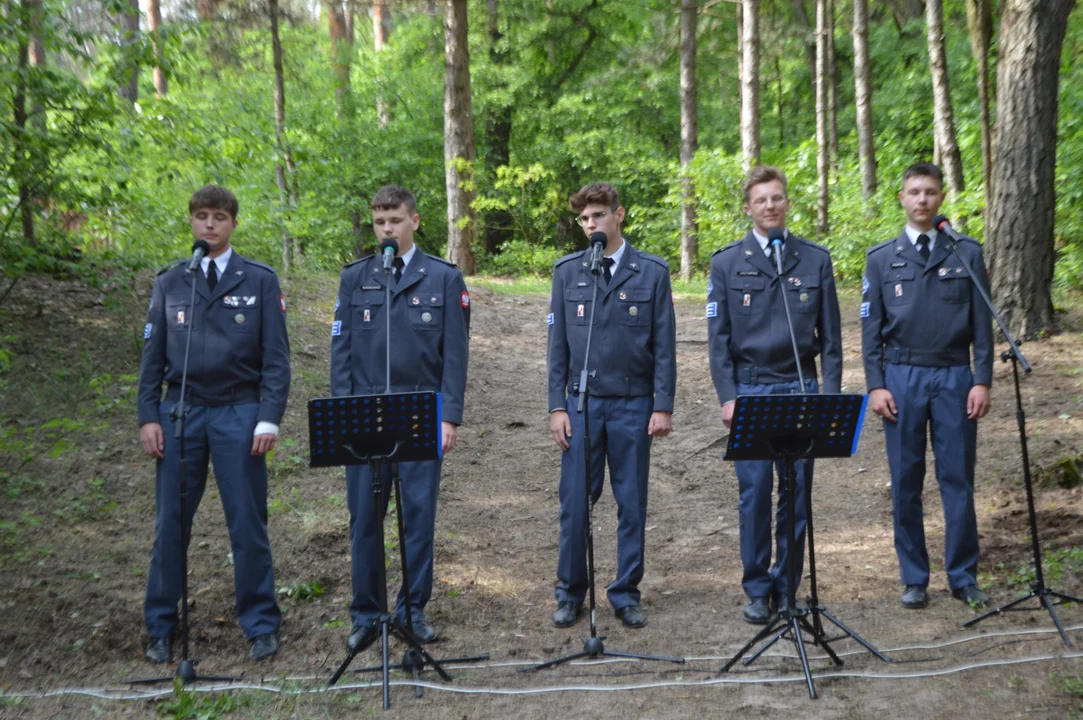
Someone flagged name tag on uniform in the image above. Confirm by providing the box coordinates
[362,285,381,290]
[737,271,760,276]
[891,262,907,268]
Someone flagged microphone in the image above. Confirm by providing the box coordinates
[589,232,607,275]
[380,238,400,273]
[767,227,785,273]
[932,215,963,245]
[186,239,211,272]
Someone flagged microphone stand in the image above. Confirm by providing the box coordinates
[521,245,684,673]
[938,232,1082,646]
[129,263,240,687]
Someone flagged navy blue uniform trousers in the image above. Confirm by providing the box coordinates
[734,379,817,601]
[884,364,980,590]
[144,402,280,639]
[556,394,652,610]
[346,459,441,628]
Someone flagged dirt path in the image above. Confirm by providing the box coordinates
[1,273,1082,718]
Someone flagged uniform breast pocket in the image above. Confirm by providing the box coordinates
[883,269,917,306]
[220,295,258,333]
[732,277,767,315]
[565,289,591,326]
[615,287,652,326]
[788,275,821,313]
[408,293,444,330]
[937,269,969,303]
[166,294,192,331]
[351,290,384,331]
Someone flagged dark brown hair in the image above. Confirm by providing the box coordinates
[901,161,944,188]
[742,166,788,203]
[371,185,418,214]
[569,182,620,213]
[189,185,239,219]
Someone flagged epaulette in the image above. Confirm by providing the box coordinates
[955,235,981,246]
[866,238,896,255]
[344,254,375,269]
[243,258,277,274]
[797,237,831,255]
[555,250,585,267]
[638,253,669,269]
[156,259,185,276]
[711,241,742,257]
[426,255,459,269]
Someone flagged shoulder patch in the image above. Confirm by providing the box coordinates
[555,251,585,268]
[156,259,185,276]
[242,258,277,274]
[712,241,742,257]
[866,239,896,256]
[344,254,375,269]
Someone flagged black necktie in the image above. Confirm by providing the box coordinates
[766,245,775,266]
[603,257,615,283]
[206,261,218,291]
[393,256,405,283]
[916,234,931,262]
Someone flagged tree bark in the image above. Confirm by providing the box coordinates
[740,0,760,170]
[443,0,476,274]
[326,0,350,116]
[374,0,390,128]
[791,0,817,89]
[852,0,876,196]
[736,0,743,128]
[483,0,512,256]
[13,0,35,246]
[119,0,140,103]
[197,0,216,22]
[986,0,1075,338]
[926,0,964,195]
[815,0,829,236]
[269,0,300,269]
[826,0,838,171]
[965,0,993,212]
[27,0,45,135]
[679,0,698,281]
[147,0,167,96]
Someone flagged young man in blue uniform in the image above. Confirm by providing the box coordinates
[329,185,470,651]
[707,166,842,624]
[546,182,677,630]
[861,162,993,610]
[138,185,291,663]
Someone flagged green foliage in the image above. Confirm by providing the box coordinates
[1006,547,1083,588]
[278,579,327,602]
[157,681,248,719]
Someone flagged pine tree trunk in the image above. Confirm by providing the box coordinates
[374,0,390,128]
[966,0,993,213]
[736,1,743,128]
[986,0,1075,338]
[740,0,760,170]
[792,0,817,90]
[27,0,45,135]
[119,0,140,103]
[147,0,167,96]
[852,0,877,196]
[815,0,829,236]
[679,0,698,281]
[483,0,512,256]
[926,0,965,195]
[826,0,838,171]
[269,0,298,270]
[14,1,35,246]
[443,0,476,274]
[326,0,350,117]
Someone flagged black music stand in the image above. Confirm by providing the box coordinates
[309,392,487,709]
[718,392,889,699]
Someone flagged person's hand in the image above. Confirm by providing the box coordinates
[550,410,572,451]
[869,388,897,422]
[140,422,164,459]
[967,384,991,420]
[442,421,458,454]
[721,401,735,429]
[251,433,276,456]
[648,411,672,437]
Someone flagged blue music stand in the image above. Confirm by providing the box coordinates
[719,393,890,699]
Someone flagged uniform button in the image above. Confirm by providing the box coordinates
[235,313,246,324]
[421,312,432,323]
[629,306,638,316]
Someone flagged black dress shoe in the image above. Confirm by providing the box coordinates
[952,585,990,606]
[145,636,172,664]
[347,624,379,652]
[743,597,771,625]
[901,585,928,609]
[411,619,437,644]
[551,601,582,628]
[615,605,647,629]
[249,632,279,661]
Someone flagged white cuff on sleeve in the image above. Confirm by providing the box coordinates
[254,422,279,437]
